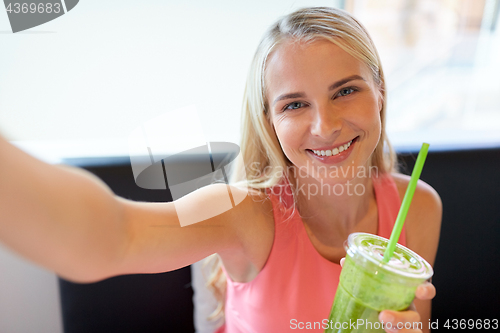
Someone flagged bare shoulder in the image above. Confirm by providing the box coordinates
[184,183,274,247]
[211,183,275,282]
[391,173,442,212]
[166,183,275,282]
[390,173,442,265]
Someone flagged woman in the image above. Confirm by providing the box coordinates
[0,7,441,333]
[198,7,441,332]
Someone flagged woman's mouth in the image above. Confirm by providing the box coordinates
[306,136,359,163]
[309,137,358,157]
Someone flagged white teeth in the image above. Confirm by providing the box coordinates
[311,139,354,157]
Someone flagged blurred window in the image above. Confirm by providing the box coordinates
[344,0,500,149]
[1,0,498,157]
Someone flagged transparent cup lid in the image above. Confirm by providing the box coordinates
[346,232,434,280]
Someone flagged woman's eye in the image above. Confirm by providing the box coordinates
[337,87,356,97]
[285,102,305,110]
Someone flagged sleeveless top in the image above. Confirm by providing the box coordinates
[216,175,406,333]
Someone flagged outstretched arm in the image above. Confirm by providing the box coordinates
[0,134,128,282]
[0,134,248,283]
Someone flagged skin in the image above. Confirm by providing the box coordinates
[0,39,441,333]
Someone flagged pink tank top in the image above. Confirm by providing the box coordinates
[216,174,406,333]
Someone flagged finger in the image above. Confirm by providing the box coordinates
[379,310,421,332]
[415,282,436,300]
[340,257,345,267]
[385,328,421,333]
[383,323,423,332]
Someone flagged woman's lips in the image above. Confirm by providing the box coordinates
[307,137,358,164]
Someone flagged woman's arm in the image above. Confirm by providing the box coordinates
[384,173,443,332]
[113,184,253,277]
[0,134,249,283]
[405,179,442,333]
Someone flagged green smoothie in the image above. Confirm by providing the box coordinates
[325,233,433,333]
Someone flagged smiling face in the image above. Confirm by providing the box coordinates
[266,39,383,184]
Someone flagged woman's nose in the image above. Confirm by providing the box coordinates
[310,106,342,138]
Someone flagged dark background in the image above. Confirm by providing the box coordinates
[58,148,500,332]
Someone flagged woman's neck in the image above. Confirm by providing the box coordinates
[292,171,376,241]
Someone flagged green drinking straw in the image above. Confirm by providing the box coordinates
[382,142,430,263]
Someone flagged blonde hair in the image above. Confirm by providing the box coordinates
[204,6,397,323]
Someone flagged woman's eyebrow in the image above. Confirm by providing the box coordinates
[272,74,366,106]
[272,92,305,106]
[328,74,366,91]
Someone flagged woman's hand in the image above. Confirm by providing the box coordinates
[339,258,436,333]
[378,282,435,332]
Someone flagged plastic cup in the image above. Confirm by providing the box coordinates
[325,232,433,333]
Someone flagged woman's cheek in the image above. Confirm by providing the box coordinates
[275,120,303,160]
[354,101,382,130]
